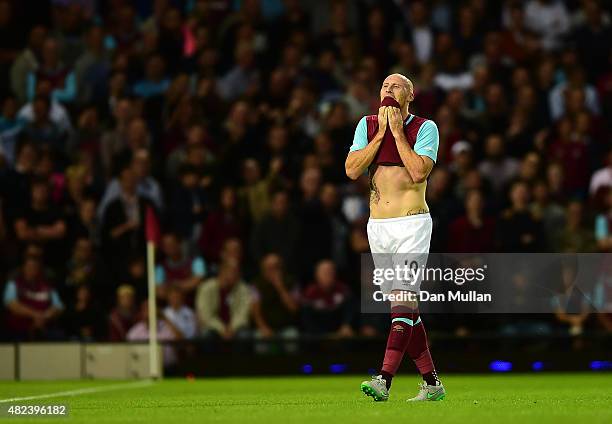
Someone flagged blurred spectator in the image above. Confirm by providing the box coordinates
[0,112,20,166]
[67,196,98,246]
[217,42,259,101]
[301,260,353,337]
[551,201,596,253]
[10,26,47,103]
[21,96,67,152]
[572,0,612,81]
[26,38,76,104]
[64,237,98,299]
[500,3,530,65]
[319,183,349,270]
[497,181,544,252]
[73,26,110,106]
[552,261,591,336]
[477,134,519,195]
[167,164,207,243]
[549,68,600,122]
[238,158,280,223]
[524,0,570,52]
[13,178,67,268]
[447,189,495,253]
[61,165,91,220]
[195,259,250,340]
[133,54,170,99]
[1,139,37,218]
[163,286,197,340]
[405,1,434,65]
[251,190,300,274]
[98,149,161,221]
[548,115,591,197]
[127,300,183,366]
[62,285,103,341]
[108,284,137,342]
[3,255,64,340]
[589,149,612,199]
[251,254,299,339]
[595,190,612,252]
[155,232,206,301]
[17,86,72,135]
[99,98,135,177]
[530,180,565,242]
[100,162,151,280]
[198,186,243,265]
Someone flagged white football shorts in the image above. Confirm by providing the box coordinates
[367,213,433,294]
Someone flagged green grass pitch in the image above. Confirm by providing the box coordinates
[1,374,611,423]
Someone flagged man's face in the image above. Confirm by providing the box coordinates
[129,260,145,279]
[42,39,58,65]
[167,289,183,308]
[23,259,41,281]
[465,191,482,214]
[79,200,96,223]
[261,254,281,280]
[380,75,412,107]
[118,291,134,309]
[119,167,137,193]
[315,261,336,291]
[132,151,150,178]
[74,239,92,261]
[128,120,147,145]
[485,136,503,158]
[162,235,180,258]
[220,263,240,287]
[271,192,288,217]
[511,183,529,207]
[31,183,48,204]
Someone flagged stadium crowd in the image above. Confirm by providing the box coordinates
[1,0,612,345]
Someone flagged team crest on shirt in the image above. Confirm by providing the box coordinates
[392,324,404,332]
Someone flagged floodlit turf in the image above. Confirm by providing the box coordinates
[1,374,611,423]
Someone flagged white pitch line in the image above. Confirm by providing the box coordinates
[0,380,154,403]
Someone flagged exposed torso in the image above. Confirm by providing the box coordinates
[369,165,428,218]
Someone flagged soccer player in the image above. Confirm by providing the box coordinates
[345,73,445,401]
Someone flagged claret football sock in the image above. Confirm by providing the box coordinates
[380,309,421,390]
[404,316,441,386]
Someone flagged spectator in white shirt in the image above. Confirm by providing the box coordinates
[548,68,601,121]
[163,286,197,339]
[590,150,612,197]
[407,1,434,65]
[524,0,570,52]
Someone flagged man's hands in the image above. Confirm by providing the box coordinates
[376,106,389,139]
[376,105,403,140]
[221,326,235,340]
[345,104,402,180]
[386,106,405,140]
